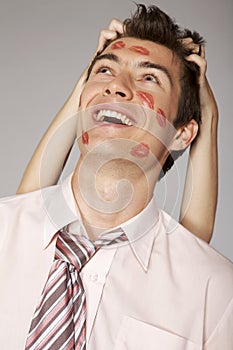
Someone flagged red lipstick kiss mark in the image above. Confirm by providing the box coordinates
[156,108,167,128]
[111,41,126,50]
[136,91,154,110]
[130,143,150,158]
[82,131,89,145]
[129,46,149,55]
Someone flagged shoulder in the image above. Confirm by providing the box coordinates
[159,209,233,340]
[0,177,77,249]
[0,184,59,212]
[159,209,233,284]
[0,185,59,244]
[0,189,40,206]
[0,190,42,221]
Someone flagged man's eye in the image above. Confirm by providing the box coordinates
[96,67,112,75]
[143,74,159,83]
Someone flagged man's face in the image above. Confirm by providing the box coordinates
[78,37,181,163]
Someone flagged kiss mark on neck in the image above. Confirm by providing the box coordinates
[130,143,150,158]
[111,41,126,50]
[156,108,167,128]
[82,131,89,145]
[129,46,149,55]
[136,91,154,110]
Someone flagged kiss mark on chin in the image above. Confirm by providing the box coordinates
[156,108,167,128]
[130,143,150,158]
[111,41,126,50]
[82,131,89,145]
[129,46,149,55]
[136,91,154,110]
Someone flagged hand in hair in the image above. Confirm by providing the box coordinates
[180,37,200,54]
[97,18,124,53]
[74,19,125,105]
[185,45,218,118]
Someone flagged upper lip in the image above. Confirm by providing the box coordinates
[91,103,136,126]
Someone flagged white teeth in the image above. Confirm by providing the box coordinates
[96,109,133,126]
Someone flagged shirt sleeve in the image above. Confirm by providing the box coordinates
[204,297,233,349]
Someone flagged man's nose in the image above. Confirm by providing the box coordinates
[102,74,133,100]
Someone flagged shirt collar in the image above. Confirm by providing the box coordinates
[43,174,80,248]
[43,174,160,271]
[121,199,160,271]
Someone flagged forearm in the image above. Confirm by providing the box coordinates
[17,88,80,194]
[180,114,218,242]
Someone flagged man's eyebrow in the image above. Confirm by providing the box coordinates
[86,53,120,80]
[93,53,120,65]
[137,61,173,86]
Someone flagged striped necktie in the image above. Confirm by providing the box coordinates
[25,227,127,350]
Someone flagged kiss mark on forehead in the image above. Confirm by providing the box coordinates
[129,46,150,55]
[136,91,154,110]
[156,108,167,128]
[111,41,126,50]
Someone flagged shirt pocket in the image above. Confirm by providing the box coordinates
[114,316,201,350]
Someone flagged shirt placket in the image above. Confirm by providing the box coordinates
[80,247,118,344]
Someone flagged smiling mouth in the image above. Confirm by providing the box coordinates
[95,109,134,126]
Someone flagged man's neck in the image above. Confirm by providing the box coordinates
[71,157,158,240]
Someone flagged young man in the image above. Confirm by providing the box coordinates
[0,5,232,350]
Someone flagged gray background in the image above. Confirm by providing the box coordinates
[0,0,232,261]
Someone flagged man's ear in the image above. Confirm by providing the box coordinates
[170,119,199,151]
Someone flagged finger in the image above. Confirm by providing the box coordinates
[97,29,119,52]
[96,19,124,53]
[180,37,193,45]
[185,54,207,83]
[108,18,124,34]
[199,44,205,58]
[190,44,200,54]
[184,42,200,54]
[180,37,200,54]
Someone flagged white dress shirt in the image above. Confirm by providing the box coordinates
[0,174,233,350]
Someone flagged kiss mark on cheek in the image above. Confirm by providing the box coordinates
[130,143,150,158]
[136,91,154,110]
[156,108,167,128]
[111,41,126,50]
[82,131,89,145]
[129,46,149,55]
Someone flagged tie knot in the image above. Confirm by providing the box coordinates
[55,230,96,271]
[55,227,128,271]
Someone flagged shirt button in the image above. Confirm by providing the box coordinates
[90,273,98,282]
